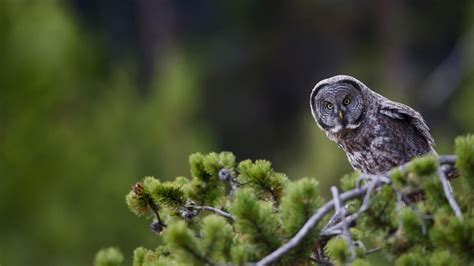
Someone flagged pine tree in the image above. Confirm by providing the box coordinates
[95,135,474,265]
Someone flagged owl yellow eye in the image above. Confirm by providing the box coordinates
[326,102,334,109]
[343,98,351,105]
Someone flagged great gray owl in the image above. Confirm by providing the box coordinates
[310,75,436,175]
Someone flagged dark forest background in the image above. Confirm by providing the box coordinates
[1,0,474,265]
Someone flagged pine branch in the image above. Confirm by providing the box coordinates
[256,155,459,265]
[365,247,382,256]
[148,198,167,230]
[256,180,386,265]
[321,177,378,237]
[121,148,471,265]
[181,244,214,265]
[325,156,459,237]
[396,188,428,235]
[185,205,235,222]
[396,191,405,232]
[437,164,463,221]
[330,186,355,260]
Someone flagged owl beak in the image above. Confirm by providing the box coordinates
[338,110,345,120]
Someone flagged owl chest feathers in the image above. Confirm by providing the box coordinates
[327,108,433,174]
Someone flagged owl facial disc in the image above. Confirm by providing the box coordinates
[310,78,364,133]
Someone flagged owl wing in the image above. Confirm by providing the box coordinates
[379,101,435,147]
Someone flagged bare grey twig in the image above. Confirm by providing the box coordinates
[321,177,378,237]
[396,191,404,232]
[365,247,382,256]
[256,178,387,266]
[331,186,355,260]
[256,155,460,266]
[437,165,463,221]
[218,168,239,198]
[395,189,428,235]
[321,204,348,234]
[438,155,457,165]
[185,205,235,222]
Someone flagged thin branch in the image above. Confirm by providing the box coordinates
[331,186,355,260]
[148,198,167,227]
[256,155,459,266]
[309,255,334,265]
[396,191,404,232]
[185,205,235,222]
[318,156,457,237]
[219,168,239,198]
[437,164,463,221]
[320,204,348,234]
[438,155,457,165]
[396,189,428,235]
[321,177,378,237]
[365,247,382,256]
[229,178,239,198]
[256,178,387,266]
[321,157,457,238]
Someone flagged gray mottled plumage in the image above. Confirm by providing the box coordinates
[310,75,436,175]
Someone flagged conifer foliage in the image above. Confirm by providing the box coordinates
[95,135,474,265]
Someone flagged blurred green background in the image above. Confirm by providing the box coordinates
[1,0,474,265]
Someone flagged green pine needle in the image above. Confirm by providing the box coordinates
[94,247,124,266]
[394,249,427,266]
[201,215,234,262]
[163,221,209,265]
[456,135,474,190]
[409,156,438,178]
[125,190,150,217]
[399,207,425,244]
[430,209,474,254]
[203,151,236,177]
[237,159,288,203]
[280,178,323,264]
[429,249,462,266]
[340,171,360,191]
[133,247,159,266]
[281,178,323,236]
[189,153,209,180]
[352,258,372,266]
[231,189,281,257]
[150,181,186,208]
[230,244,251,266]
[118,137,474,265]
[324,236,351,264]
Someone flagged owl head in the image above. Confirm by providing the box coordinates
[310,75,366,133]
